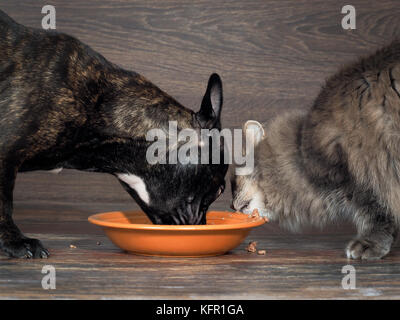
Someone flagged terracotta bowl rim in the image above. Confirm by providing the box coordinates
[88,210,266,231]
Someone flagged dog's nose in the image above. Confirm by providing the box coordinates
[230,203,235,210]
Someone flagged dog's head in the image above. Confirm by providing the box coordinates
[116,74,228,224]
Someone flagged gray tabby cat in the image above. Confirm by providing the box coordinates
[231,41,400,260]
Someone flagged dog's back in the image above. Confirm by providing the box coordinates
[0,9,23,58]
[0,9,18,29]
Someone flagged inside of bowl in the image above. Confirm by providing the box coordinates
[103,211,151,225]
[97,211,254,226]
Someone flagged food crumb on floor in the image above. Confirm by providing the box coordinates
[246,241,257,253]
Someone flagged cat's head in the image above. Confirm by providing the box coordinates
[231,120,273,219]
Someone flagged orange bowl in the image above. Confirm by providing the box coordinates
[88,210,266,257]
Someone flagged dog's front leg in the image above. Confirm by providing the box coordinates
[0,159,49,258]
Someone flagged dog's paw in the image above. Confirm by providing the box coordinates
[345,238,389,260]
[1,238,49,259]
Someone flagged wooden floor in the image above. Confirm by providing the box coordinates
[0,171,398,299]
[1,0,400,299]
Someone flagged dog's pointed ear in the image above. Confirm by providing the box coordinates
[196,73,223,129]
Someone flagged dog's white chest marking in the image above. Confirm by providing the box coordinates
[117,173,150,204]
[48,167,63,174]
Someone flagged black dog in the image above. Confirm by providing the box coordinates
[0,10,228,258]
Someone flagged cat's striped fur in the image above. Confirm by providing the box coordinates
[232,41,400,259]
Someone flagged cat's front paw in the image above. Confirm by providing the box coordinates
[345,238,390,260]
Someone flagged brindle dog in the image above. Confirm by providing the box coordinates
[0,10,228,258]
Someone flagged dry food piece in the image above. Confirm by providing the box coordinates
[250,208,269,222]
[69,244,77,249]
[257,250,267,255]
[250,208,260,218]
[246,241,257,253]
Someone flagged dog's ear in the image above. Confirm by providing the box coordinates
[196,73,223,129]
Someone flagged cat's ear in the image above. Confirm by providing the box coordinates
[243,120,265,147]
[196,73,223,129]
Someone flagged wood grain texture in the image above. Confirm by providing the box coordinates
[0,206,399,299]
[2,0,400,125]
[1,0,400,299]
